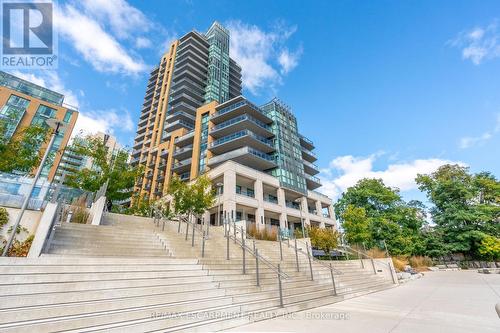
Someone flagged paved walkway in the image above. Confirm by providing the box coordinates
[227,271,500,332]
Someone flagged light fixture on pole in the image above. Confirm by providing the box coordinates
[295,198,305,238]
[2,119,67,256]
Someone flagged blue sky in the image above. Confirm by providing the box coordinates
[8,0,500,202]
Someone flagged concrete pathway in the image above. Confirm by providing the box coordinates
[227,271,500,332]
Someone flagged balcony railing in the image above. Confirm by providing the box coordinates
[213,99,267,119]
[211,114,271,132]
[208,129,274,149]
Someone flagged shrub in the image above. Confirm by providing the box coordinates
[392,256,408,272]
[247,224,277,241]
[0,207,8,228]
[478,235,500,261]
[366,247,387,259]
[8,234,34,257]
[71,207,90,224]
[409,255,433,268]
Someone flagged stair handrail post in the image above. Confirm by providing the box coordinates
[279,233,283,261]
[255,248,260,286]
[278,263,284,308]
[233,220,236,244]
[371,258,377,274]
[162,219,165,231]
[242,233,246,275]
[177,217,181,233]
[226,229,230,260]
[294,238,300,272]
[191,221,195,247]
[253,240,256,255]
[389,260,397,284]
[329,263,337,296]
[201,231,206,258]
[306,241,314,281]
[185,220,189,241]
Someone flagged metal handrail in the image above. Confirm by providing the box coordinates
[341,244,392,269]
[288,236,343,275]
[226,221,289,280]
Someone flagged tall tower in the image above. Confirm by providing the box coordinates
[131,22,242,200]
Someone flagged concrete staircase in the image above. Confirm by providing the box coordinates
[0,214,397,332]
[45,214,170,257]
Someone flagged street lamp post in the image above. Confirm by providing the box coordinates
[2,119,65,256]
[295,198,305,238]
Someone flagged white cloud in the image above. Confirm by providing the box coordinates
[79,0,152,40]
[72,108,134,138]
[55,3,148,75]
[226,20,302,95]
[449,20,500,65]
[278,47,303,74]
[135,37,152,49]
[318,154,464,200]
[459,113,500,149]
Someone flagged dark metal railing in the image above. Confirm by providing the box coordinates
[226,220,289,307]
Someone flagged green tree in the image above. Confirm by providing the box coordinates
[0,118,49,174]
[335,178,426,256]
[66,135,138,203]
[341,205,372,245]
[308,226,339,255]
[478,235,500,261]
[167,175,215,222]
[416,164,500,258]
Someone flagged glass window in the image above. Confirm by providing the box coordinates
[63,110,73,123]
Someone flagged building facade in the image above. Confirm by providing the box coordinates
[131,22,336,230]
[0,71,78,181]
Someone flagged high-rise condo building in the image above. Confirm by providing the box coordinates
[131,22,336,230]
[0,71,78,180]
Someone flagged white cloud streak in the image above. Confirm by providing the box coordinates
[226,20,302,95]
[459,113,500,149]
[319,154,464,200]
[55,2,148,75]
[449,20,500,65]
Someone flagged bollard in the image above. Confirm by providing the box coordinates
[306,242,313,281]
[202,231,206,258]
[178,219,181,233]
[255,249,260,286]
[329,263,337,296]
[294,238,299,272]
[371,258,377,274]
[278,264,284,308]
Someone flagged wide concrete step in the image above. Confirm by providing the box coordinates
[0,274,216,295]
[0,269,210,284]
[0,264,202,274]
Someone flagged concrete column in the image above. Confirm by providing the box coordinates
[315,200,323,217]
[222,169,236,221]
[301,196,310,227]
[254,179,265,230]
[279,212,287,229]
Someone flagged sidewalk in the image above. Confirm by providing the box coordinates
[226,270,500,332]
